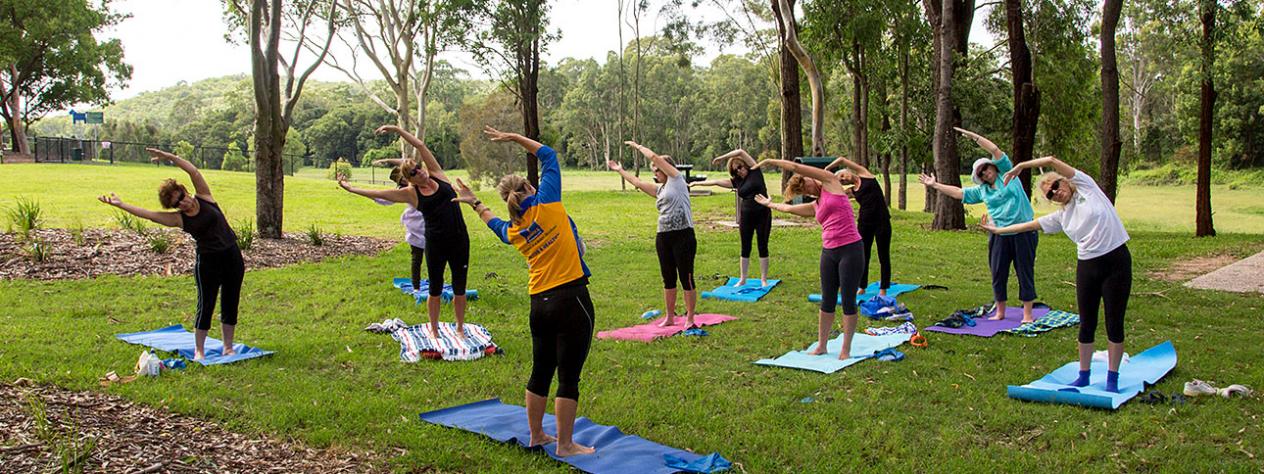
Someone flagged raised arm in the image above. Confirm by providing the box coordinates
[754,194,815,218]
[377,125,447,181]
[1001,156,1076,185]
[607,159,658,197]
[625,141,678,178]
[97,193,181,228]
[451,178,498,224]
[147,148,212,200]
[483,126,543,154]
[339,180,418,207]
[371,158,404,167]
[484,126,560,203]
[824,156,874,178]
[954,127,1003,160]
[918,173,966,200]
[711,149,757,168]
[689,178,734,189]
[752,159,846,194]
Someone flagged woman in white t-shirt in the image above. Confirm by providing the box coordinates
[980,156,1131,393]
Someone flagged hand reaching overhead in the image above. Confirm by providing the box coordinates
[482,126,515,142]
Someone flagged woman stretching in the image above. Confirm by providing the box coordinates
[826,156,892,297]
[607,141,697,328]
[371,161,428,292]
[981,156,1131,392]
[753,159,863,360]
[339,125,469,337]
[921,127,1039,322]
[98,148,242,361]
[454,126,595,457]
[690,149,771,286]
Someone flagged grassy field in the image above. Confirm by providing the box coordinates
[2,163,1263,472]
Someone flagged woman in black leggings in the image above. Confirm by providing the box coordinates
[340,125,470,338]
[454,126,595,457]
[981,156,1132,393]
[826,156,892,297]
[690,149,771,286]
[99,148,242,361]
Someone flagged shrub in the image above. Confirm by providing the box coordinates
[7,197,43,238]
[235,219,255,252]
[113,211,147,234]
[221,145,251,172]
[327,158,353,181]
[22,238,52,263]
[146,231,173,254]
[306,223,324,246]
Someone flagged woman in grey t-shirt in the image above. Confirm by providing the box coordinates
[608,141,698,328]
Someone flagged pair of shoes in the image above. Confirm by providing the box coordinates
[1184,379,1255,398]
[682,327,708,337]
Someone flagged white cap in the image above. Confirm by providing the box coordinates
[970,158,993,185]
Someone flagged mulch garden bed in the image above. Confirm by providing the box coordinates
[0,229,395,281]
[0,379,385,473]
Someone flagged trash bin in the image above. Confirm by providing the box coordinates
[793,156,833,169]
[72,148,84,161]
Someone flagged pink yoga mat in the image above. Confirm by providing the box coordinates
[596,313,737,342]
[922,305,1051,337]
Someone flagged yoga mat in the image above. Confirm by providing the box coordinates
[419,398,728,474]
[116,325,273,366]
[1007,341,1177,410]
[754,333,912,374]
[596,314,736,342]
[392,278,479,303]
[923,304,1051,337]
[807,282,921,305]
[701,278,781,302]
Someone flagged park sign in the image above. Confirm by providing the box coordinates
[86,112,103,124]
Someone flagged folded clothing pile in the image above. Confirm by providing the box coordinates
[932,304,990,328]
[859,295,913,321]
[865,321,918,336]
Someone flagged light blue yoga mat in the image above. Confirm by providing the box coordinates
[755,333,912,374]
[420,398,730,473]
[701,278,781,302]
[807,282,921,305]
[392,278,479,303]
[1007,341,1177,410]
[116,325,274,366]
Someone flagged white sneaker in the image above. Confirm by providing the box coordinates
[1218,384,1254,399]
[1183,379,1218,397]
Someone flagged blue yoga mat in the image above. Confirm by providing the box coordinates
[754,333,912,374]
[116,325,274,366]
[1007,341,1177,410]
[807,282,921,305]
[701,278,781,302]
[392,278,479,303]
[420,398,729,474]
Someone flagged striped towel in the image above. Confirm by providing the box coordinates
[865,321,919,336]
[390,322,496,362]
[1001,310,1080,337]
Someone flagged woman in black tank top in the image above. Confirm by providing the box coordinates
[826,156,894,297]
[339,125,471,339]
[690,149,773,286]
[98,148,244,362]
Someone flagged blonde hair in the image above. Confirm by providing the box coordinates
[783,174,811,203]
[158,179,188,209]
[497,174,532,223]
[1038,172,1069,206]
[727,157,748,177]
[399,159,422,180]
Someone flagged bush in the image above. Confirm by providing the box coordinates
[327,158,353,180]
[22,238,52,263]
[114,211,147,234]
[221,145,251,172]
[7,197,43,238]
[306,223,324,246]
[361,146,399,167]
[235,219,255,252]
[146,232,173,254]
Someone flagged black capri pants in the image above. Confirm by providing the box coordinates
[527,283,595,400]
[194,246,245,331]
[819,240,864,315]
[655,228,697,291]
[424,237,469,297]
[410,244,425,290]
[988,230,1039,302]
[859,222,892,290]
[739,204,771,259]
[1076,244,1132,344]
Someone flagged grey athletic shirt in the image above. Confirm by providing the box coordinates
[656,174,694,233]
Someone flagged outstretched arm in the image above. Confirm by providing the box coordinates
[625,141,678,178]
[485,126,561,203]
[339,180,418,207]
[97,193,181,227]
[690,178,734,189]
[377,125,446,181]
[754,194,815,217]
[824,156,874,178]
[979,215,1042,235]
[1001,156,1076,185]
[451,178,498,225]
[371,158,404,167]
[147,148,212,200]
[483,125,543,154]
[954,127,1004,160]
[607,159,658,197]
[918,173,965,200]
[752,159,846,194]
[711,149,757,168]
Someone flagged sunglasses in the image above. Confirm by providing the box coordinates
[172,191,187,207]
[407,167,421,177]
[1044,179,1063,200]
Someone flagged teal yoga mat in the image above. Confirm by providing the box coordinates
[754,333,912,374]
[1007,341,1177,410]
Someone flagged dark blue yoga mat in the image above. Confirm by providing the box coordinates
[701,278,781,302]
[116,325,273,366]
[1007,341,1177,410]
[392,278,479,303]
[807,282,920,305]
[419,398,729,473]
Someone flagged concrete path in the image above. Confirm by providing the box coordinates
[1186,250,1264,294]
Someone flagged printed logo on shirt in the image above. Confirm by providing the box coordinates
[519,222,545,243]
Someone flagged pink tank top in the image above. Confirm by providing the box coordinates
[816,189,862,249]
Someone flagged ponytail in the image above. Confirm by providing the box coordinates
[496,175,532,223]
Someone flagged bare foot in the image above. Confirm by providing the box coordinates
[735,278,747,287]
[528,432,557,447]
[657,316,677,328]
[555,441,595,457]
[808,347,828,356]
[221,347,237,357]
[1021,318,1035,324]
[856,289,865,296]
[685,316,696,328]
[193,351,205,361]
[878,290,887,296]
[837,345,852,360]
[761,279,769,287]
[987,313,1005,321]
[456,323,466,336]
[428,324,440,338]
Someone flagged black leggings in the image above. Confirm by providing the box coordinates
[859,222,892,290]
[739,206,771,259]
[410,245,425,290]
[527,283,595,400]
[655,228,697,291]
[424,237,469,297]
[819,240,864,315]
[1076,244,1132,344]
[194,246,245,330]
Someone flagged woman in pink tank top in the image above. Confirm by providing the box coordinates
[753,158,865,360]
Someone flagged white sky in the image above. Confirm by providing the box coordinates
[100,0,995,102]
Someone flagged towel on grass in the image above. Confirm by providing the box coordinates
[1000,310,1080,337]
[391,322,496,362]
[700,278,781,302]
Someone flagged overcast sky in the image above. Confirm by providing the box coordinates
[101,0,995,101]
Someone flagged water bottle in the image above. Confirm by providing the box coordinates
[641,309,662,320]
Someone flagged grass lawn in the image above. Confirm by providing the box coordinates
[2,163,1263,472]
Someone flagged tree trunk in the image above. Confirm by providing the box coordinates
[850,40,864,166]
[1099,0,1123,202]
[1007,0,1039,197]
[881,93,892,206]
[397,73,415,159]
[2,68,30,155]
[518,17,542,187]
[898,42,909,210]
[931,0,966,230]
[922,0,941,214]
[1195,0,1215,237]
[252,0,286,239]
[772,0,804,188]
[776,0,825,156]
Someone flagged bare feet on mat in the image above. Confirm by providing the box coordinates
[987,313,1005,321]
[193,351,205,361]
[878,289,887,296]
[735,278,747,287]
[456,323,466,336]
[528,432,556,447]
[1021,317,1035,324]
[761,279,769,287]
[685,315,696,328]
[837,345,852,360]
[428,324,440,338]
[221,347,236,357]
[555,442,595,457]
[658,316,676,327]
[856,289,865,296]
[808,347,828,356]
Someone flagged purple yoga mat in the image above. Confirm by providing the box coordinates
[923,305,1051,337]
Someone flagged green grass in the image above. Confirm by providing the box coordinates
[1,164,1263,472]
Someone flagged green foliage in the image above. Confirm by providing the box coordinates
[326,158,353,181]
[7,197,44,238]
[283,128,307,175]
[220,144,250,172]
[69,218,86,246]
[172,140,196,161]
[459,91,522,184]
[146,231,173,254]
[1124,162,1264,187]
[361,146,398,167]
[113,211,147,234]
[21,237,51,262]
[305,223,324,246]
[235,218,255,252]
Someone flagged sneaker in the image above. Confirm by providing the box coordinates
[1218,384,1254,399]
[1183,379,1217,397]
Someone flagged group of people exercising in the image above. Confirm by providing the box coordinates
[99,124,1134,457]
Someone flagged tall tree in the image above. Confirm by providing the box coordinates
[925,0,973,229]
[1099,0,1123,202]
[0,0,130,154]
[1006,0,1039,197]
[771,0,805,185]
[775,0,825,156]
[1195,0,1215,236]
[225,0,337,238]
